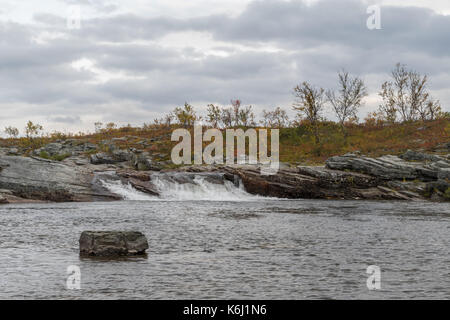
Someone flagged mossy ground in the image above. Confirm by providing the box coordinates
[1,119,449,165]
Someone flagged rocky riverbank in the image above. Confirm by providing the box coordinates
[0,140,449,203]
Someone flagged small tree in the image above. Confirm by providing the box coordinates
[152,118,162,126]
[164,113,174,128]
[378,63,439,123]
[206,104,221,128]
[173,102,198,128]
[220,107,233,128]
[25,121,43,139]
[293,82,326,144]
[238,105,255,127]
[423,100,442,121]
[260,110,270,127]
[416,98,442,122]
[4,126,19,138]
[408,70,429,121]
[378,81,398,123]
[226,99,255,127]
[261,107,289,128]
[94,122,103,133]
[327,70,367,138]
[231,99,241,126]
[105,122,117,131]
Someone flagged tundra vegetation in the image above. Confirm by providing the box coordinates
[1,63,449,164]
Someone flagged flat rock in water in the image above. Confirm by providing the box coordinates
[79,231,149,256]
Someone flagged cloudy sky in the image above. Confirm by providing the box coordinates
[0,0,449,135]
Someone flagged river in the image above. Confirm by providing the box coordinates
[0,196,449,299]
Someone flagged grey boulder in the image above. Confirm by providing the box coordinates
[90,149,133,164]
[131,152,160,171]
[90,152,118,164]
[79,231,149,256]
[400,150,444,162]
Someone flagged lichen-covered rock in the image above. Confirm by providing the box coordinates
[130,152,160,171]
[7,147,20,156]
[90,149,133,164]
[34,140,97,158]
[438,168,450,180]
[425,180,450,201]
[79,231,149,256]
[90,152,118,164]
[400,150,444,162]
[111,149,132,162]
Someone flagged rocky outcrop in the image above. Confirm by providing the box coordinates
[400,150,445,162]
[90,152,121,164]
[325,153,448,181]
[79,231,149,256]
[0,190,44,204]
[130,152,161,171]
[34,140,97,158]
[170,150,449,201]
[325,151,449,200]
[218,165,419,200]
[1,147,448,203]
[115,170,159,196]
[89,149,163,171]
[0,155,119,203]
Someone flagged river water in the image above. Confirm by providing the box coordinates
[0,197,449,299]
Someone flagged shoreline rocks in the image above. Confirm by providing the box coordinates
[324,151,449,201]
[0,146,448,203]
[0,155,120,203]
[222,165,421,200]
[79,231,149,256]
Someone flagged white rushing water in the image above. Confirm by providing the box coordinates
[99,173,262,201]
[99,179,155,201]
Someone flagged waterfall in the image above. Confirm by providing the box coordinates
[99,179,154,201]
[97,171,264,201]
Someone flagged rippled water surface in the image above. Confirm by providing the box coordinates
[0,200,449,299]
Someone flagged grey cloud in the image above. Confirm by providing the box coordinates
[60,0,118,14]
[33,13,66,26]
[52,0,450,60]
[0,0,449,132]
[207,0,450,58]
[48,115,81,124]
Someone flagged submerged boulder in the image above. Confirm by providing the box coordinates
[79,231,149,256]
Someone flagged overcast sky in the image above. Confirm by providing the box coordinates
[0,0,449,135]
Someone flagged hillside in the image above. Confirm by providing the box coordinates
[0,119,449,165]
